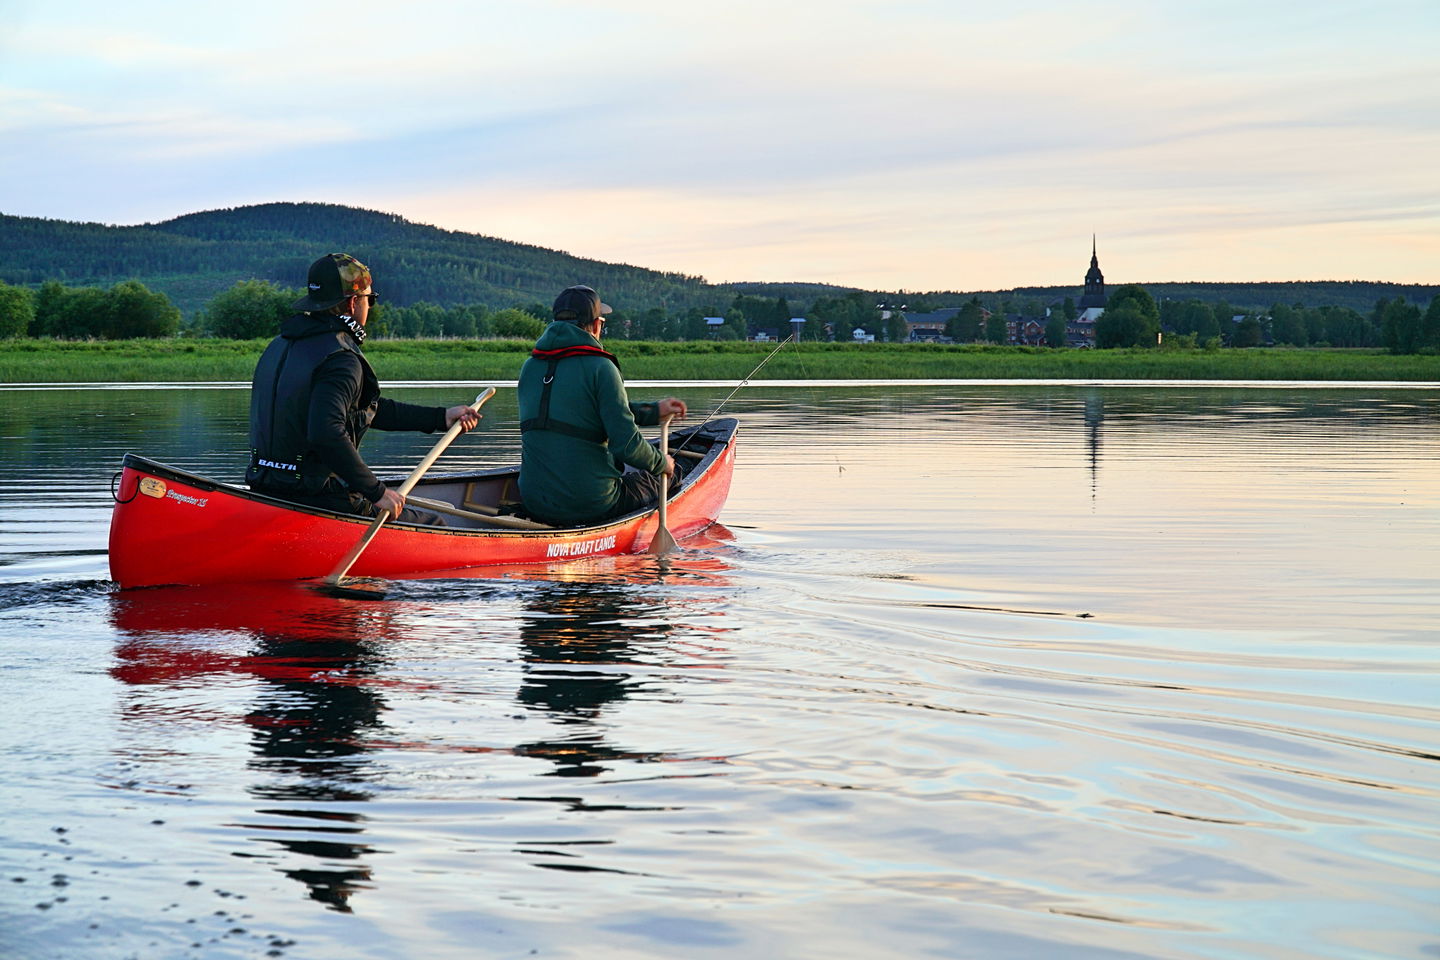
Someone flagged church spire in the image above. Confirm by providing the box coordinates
[1080,235,1106,309]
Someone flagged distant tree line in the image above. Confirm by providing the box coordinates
[922,285,1440,354]
[8,202,1436,331]
[3,275,1437,355]
[949,279,1440,317]
[1153,293,1439,352]
[0,279,179,339]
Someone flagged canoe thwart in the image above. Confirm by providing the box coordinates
[407,494,553,530]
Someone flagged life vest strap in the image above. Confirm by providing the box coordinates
[520,354,608,443]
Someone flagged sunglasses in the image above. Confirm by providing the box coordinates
[359,292,379,305]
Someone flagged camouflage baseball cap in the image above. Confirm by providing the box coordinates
[293,253,372,312]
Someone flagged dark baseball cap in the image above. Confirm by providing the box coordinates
[293,253,372,312]
[553,285,612,323]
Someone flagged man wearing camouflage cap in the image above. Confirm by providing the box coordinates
[246,253,479,522]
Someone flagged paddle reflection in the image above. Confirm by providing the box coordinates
[108,582,396,912]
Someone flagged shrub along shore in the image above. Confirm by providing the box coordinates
[1,338,1436,384]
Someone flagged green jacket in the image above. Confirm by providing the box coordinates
[517,321,662,525]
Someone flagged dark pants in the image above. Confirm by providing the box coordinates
[523,465,680,527]
[608,469,665,521]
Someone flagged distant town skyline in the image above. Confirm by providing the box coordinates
[2,1,1437,291]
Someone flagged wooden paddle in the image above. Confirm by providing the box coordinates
[649,415,679,556]
[318,387,495,597]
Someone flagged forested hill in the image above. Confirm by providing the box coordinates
[1,202,1433,318]
[0,202,805,318]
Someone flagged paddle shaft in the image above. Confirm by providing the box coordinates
[650,415,679,555]
[324,387,495,584]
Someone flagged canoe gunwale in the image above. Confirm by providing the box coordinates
[115,416,734,538]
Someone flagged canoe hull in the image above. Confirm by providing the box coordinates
[108,419,737,589]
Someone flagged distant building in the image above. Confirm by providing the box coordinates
[1077,235,1107,318]
[1068,237,1107,346]
[1066,317,1096,348]
[1006,315,1046,346]
[902,308,957,341]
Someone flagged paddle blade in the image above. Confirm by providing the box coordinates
[649,523,679,555]
[310,576,390,600]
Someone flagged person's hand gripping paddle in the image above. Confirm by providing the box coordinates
[317,387,495,599]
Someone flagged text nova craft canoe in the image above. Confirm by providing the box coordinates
[108,418,738,590]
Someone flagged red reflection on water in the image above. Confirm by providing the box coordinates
[103,534,740,911]
[109,580,397,685]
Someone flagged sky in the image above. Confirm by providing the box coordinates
[1,0,1437,292]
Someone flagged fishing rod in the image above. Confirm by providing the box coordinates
[683,333,795,439]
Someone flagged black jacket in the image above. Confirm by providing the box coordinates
[246,313,446,503]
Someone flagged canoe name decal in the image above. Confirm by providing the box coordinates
[546,534,617,559]
[165,489,209,508]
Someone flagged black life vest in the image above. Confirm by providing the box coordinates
[246,328,378,494]
[519,345,621,444]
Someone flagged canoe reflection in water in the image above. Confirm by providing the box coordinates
[109,582,399,912]
[105,541,736,912]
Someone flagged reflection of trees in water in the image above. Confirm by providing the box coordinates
[742,387,1440,446]
[515,584,673,778]
[10,389,251,481]
[243,632,390,913]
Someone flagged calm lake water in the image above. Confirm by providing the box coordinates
[1,383,1437,960]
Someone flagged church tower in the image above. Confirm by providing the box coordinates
[1079,235,1106,309]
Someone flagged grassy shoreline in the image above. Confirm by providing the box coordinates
[0,338,1435,383]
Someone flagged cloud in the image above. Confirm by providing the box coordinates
[0,0,1436,288]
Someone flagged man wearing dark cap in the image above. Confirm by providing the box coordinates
[516,285,687,527]
[246,253,479,522]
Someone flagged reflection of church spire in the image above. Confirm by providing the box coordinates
[1080,235,1106,309]
[1083,392,1103,504]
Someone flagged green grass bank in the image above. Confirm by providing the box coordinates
[1,338,1436,383]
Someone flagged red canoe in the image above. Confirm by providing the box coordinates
[108,418,738,590]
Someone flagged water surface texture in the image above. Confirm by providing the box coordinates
[1,385,1437,959]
